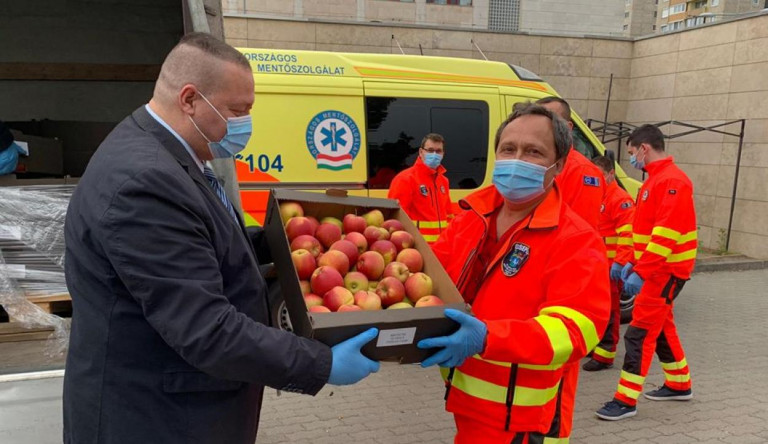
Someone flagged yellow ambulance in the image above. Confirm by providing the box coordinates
[236,48,639,226]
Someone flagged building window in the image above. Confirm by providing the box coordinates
[661,24,669,31]
[488,0,520,32]
[662,7,669,17]
[669,20,683,30]
[693,0,707,8]
[625,11,630,17]
[686,16,705,27]
[623,24,629,30]
[653,24,657,30]
[670,3,686,13]
[366,97,488,190]
[711,0,719,5]
[654,11,658,17]
[426,0,472,4]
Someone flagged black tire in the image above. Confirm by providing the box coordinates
[619,289,635,324]
[267,278,294,332]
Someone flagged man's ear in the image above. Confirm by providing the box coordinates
[178,84,197,115]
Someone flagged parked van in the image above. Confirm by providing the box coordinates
[236,48,640,226]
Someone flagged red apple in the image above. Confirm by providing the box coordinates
[310,266,344,297]
[364,225,389,246]
[354,290,382,311]
[318,249,350,276]
[344,231,368,254]
[320,216,343,230]
[323,286,354,312]
[337,304,362,312]
[306,216,320,233]
[285,216,315,241]
[396,248,423,273]
[344,271,369,293]
[362,209,385,227]
[405,272,433,304]
[304,294,323,308]
[357,251,386,281]
[382,219,404,233]
[291,248,317,280]
[390,230,415,252]
[342,214,367,234]
[371,240,398,265]
[383,261,410,284]
[315,222,342,249]
[387,302,413,310]
[376,276,406,307]
[299,280,311,295]
[330,239,359,265]
[290,235,322,258]
[309,305,331,313]
[415,295,444,307]
[279,202,304,224]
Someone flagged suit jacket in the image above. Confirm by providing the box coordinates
[63,107,332,444]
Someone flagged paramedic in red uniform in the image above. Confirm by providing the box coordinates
[388,133,453,244]
[537,97,605,228]
[417,102,610,443]
[596,124,696,421]
[582,155,636,372]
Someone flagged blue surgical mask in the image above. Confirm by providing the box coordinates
[423,152,443,170]
[629,149,646,170]
[492,159,556,203]
[189,91,252,159]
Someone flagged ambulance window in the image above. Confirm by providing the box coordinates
[572,125,600,160]
[366,97,488,190]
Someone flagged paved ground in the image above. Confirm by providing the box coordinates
[2,269,768,443]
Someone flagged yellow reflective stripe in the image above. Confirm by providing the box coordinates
[678,230,697,243]
[606,251,617,259]
[634,251,643,260]
[519,363,563,371]
[534,315,574,366]
[668,249,697,263]
[513,381,561,407]
[451,369,507,404]
[661,358,688,370]
[652,226,681,242]
[540,306,600,352]
[474,356,512,367]
[620,370,645,385]
[417,220,449,229]
[633,233,651,243]
[440,366,451,381]
[593,346,616,359]
[617,237,634,246]
[646,242,672,258]
[543,438,569,444]
[422,234,439,242]
[617,384,641,400]
[616,224,632,233]
[663,372,691,383]
[604,236,619,244]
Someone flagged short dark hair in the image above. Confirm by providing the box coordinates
[420,133,445,148]
[494,102,572,161]
[178,32,250,70]
[592,155,615,174]
[536,96,572,123]
[627,124,665,151]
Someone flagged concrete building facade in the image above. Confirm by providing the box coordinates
[224,13,768,258]
[625,0,659,37]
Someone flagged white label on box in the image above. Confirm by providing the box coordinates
[15,141,29,156]
[0,264,26,279]
[376,327,417,347]
[0,225,22,240]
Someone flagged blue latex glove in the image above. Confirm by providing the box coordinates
[328,328,380,386]
[417,309,487,368]
[623,272,644,297]
[620,262,634,282]
[610,262,624,282]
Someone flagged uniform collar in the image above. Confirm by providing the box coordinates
[414,156,446,177]
[459,183,562,230]
[643,156,674,176]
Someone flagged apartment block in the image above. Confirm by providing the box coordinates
[656,0,766,32]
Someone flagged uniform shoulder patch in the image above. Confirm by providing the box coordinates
[501,243,530,277]
[620,201,632,209]
[583,175,600,187]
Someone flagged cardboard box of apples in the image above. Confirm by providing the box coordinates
[264,189,469,364]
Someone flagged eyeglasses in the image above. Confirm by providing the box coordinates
[420,147,444,155]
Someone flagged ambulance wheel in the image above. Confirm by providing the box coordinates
[619,290,635,324]
[267,279,294,332]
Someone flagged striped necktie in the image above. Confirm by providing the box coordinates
[203,165,239,224]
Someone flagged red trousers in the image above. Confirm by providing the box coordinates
[593,277,622,365]
[614,274,691,406]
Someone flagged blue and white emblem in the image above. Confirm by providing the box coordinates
[419,184,429,196]
[583,175,600,187]
[305,110,361,170]
[501,243,530,277]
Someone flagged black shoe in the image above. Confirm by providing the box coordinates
[595,400,637,421]
[582,359,612,372]
[643,385,693,401]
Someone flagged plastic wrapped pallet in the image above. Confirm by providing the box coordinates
[0,185,73,357]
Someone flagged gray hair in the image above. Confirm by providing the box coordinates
[494,102,572,161]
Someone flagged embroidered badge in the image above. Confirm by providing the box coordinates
[501,243,530,277]
[669,189,677,195]
[583,176,600,187]
[600,204,605,213]
[621,202,632,209]
[419,184,429,196]
[642,190,649,201]
[440,185,446,194]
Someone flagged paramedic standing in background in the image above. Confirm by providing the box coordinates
[388,133,454,244]
[596,124,697,421]
[537,97,605,227]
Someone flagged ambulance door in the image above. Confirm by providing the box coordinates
[363,82,503,207]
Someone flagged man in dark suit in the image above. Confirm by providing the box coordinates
[63,33,379,444]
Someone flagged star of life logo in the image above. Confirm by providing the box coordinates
[305,110,361,170]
